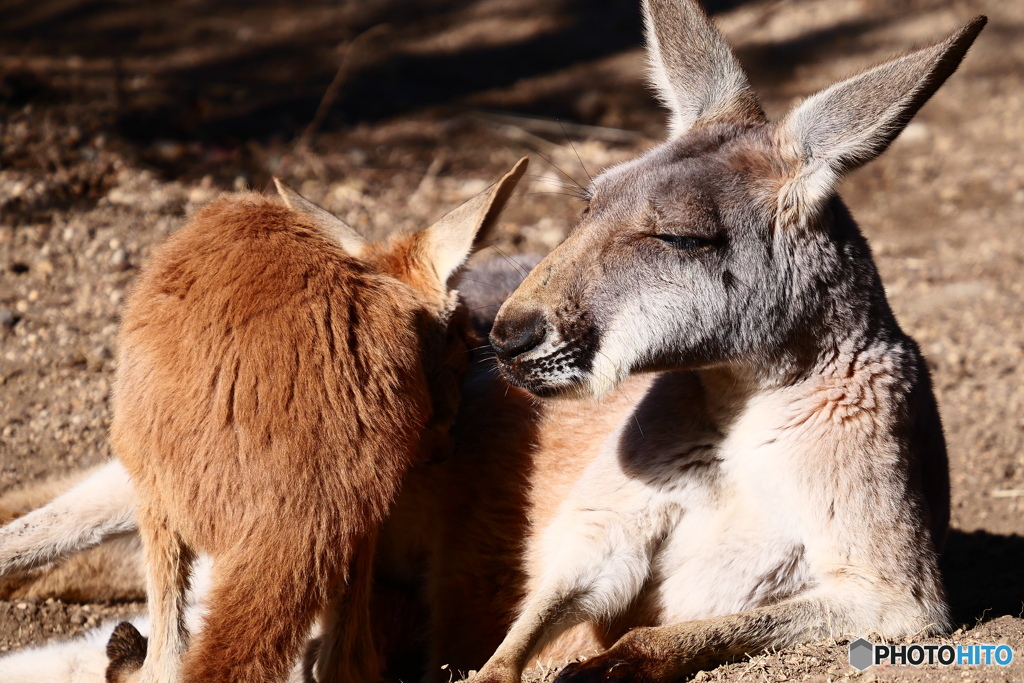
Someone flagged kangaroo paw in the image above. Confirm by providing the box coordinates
[554,657,650,683]
[105,621,148,683]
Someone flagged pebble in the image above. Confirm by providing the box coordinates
[110,249,129,271]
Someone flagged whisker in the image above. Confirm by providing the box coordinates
[527,174,586,192]
[525,146,588,193]
[486,244,532,278]
[558,120,593,183]
[458,276,504,290]
[527,184,587,199]
[523,192,589,200]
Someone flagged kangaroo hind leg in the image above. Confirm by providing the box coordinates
[123,510,194,683]
[181,528,344,683]
[314,533,379,683]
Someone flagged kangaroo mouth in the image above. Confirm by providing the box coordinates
[498,367,583,399]
[494,345,595,399]
[490,308,602,399]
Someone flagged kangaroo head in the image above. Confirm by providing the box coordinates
[276,157,527,315]
[276,157,527,434]
[491,0,984,398]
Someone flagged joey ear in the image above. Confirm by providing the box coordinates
[643,0,765,135]
[273,178,369,257]
[417,157,528,284]
[779,16,986,210]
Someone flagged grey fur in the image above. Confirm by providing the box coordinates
[457,255,543,336]
[784,17,987,188]
[643,0,765,133]
[481,2,985,681]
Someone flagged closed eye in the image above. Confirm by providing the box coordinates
[652,234,717,251]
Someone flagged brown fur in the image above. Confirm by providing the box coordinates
[0,469,94,523]
[109,159,526,683]
[0,535,144,603]
[377,371,661,679]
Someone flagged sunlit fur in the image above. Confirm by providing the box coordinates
[0,3,987,681]
[477,2,984,682]
[104,159,525,683]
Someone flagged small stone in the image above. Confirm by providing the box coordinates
[15,300,28,313]
[16,602,27,610]
[88,344,113,370]
[110,249,129,271]
[0,308,15,328]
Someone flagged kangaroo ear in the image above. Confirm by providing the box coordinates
[417,157,528,284]
[779,16,986,210]
[273,178,369,257]
[643,0,765,135]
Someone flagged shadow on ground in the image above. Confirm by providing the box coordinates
[0,0,923,146]
[944,530,1024,624]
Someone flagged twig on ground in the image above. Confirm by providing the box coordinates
[469,111,641,144]
[297,23,390,151]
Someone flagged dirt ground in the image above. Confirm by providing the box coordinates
[1,0,1023,680]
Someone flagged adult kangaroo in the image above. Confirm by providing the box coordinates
[476,1,984,681]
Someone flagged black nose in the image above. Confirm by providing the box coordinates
[490,310,547,362]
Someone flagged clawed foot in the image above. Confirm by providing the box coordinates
[554,656,650,683]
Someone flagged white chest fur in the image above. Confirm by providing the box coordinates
[649,389,816,623]
[535,377,819,628]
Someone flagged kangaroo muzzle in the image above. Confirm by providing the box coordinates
[490,309,548,363]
